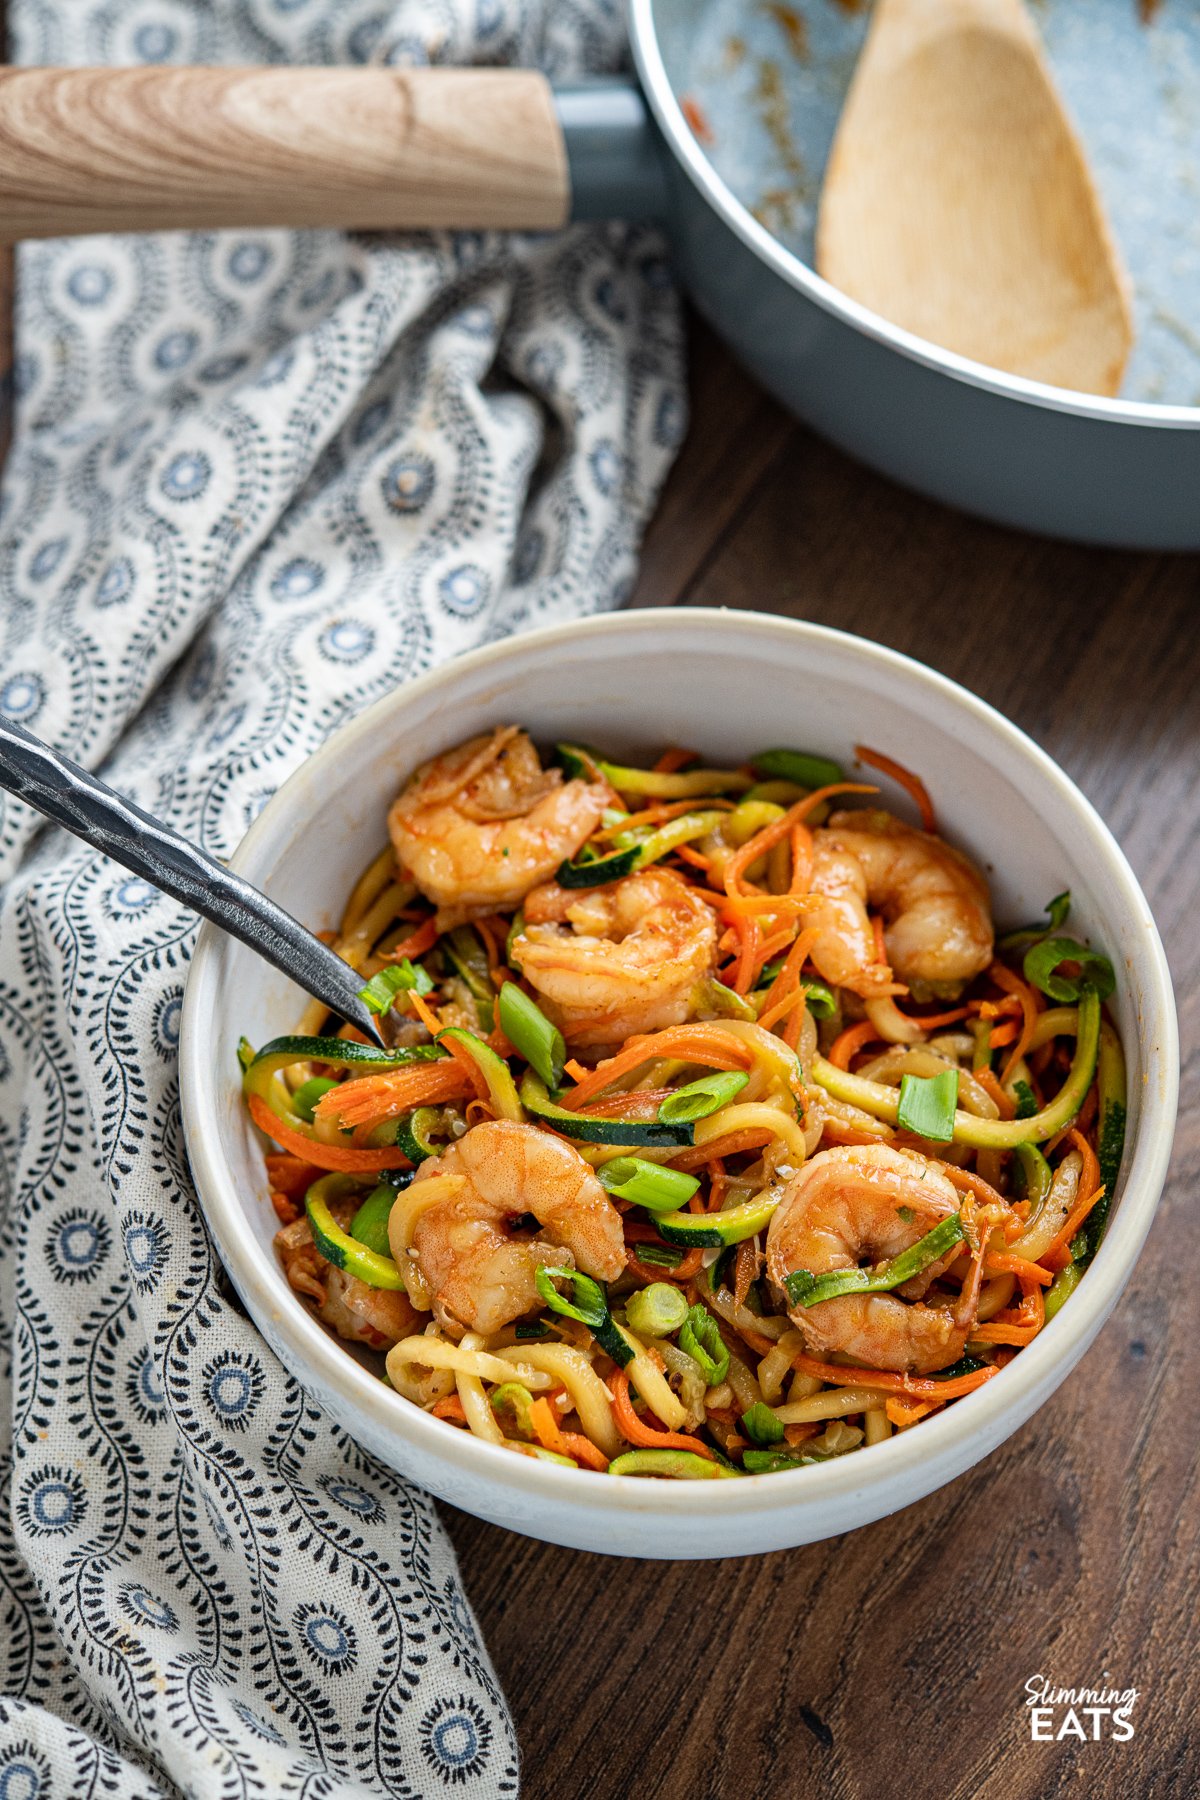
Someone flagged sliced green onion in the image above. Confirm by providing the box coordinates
[632,1242,684,1269]
[1023,936,1115,1004]
[597,1156,700,1212]
[490,1381,536,1438]
[236,1036,256,1074]
[1011,1079,1038,1120]
[998,890,1071,953]
[1043,1262,1084,1322]
[751,748,843,789]
[895,1068,959,1143]
[515,1319,550,1340]
[741,1401,785,1446]
[358,958,434,1015]
[625,1283,689,1338]
[697,977,759,1022]
[800,980,837,1019]
[784,1211,964,1308]
[349,1184,397,1257]
[658,1070,750,1125]
[609,1449,741,1479]
[928,1353,990,1382]
[498,982,565,1089]
[534,1267,633,1366]
[678,1304,730,1386]
[535,1266,607,1328]
[292,1076,338,1122]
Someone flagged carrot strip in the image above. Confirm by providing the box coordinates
[983,1252,1054,1287]
[1038,1146,1105,1262]
[974,1068,1016,1119]
[791,1350,999,1402]
[314,1059,475,1128]
[607,1369,715,1459]
[788,823,814,897]
[558,1432,610,1472]
[871,914,888,968]
[247,1092,413,1173]
[577,1087,677,1119]
[431,1394,468,1424]
[828,1020,880,1070]
[724,783,878,900]
[382,916,439,963]
[893,1002,976,1031]
[937,1163,1008,1209]
[409,990,490,1099]
[655,745,700,773]
[675,844,714,874]
[530,1397,571,1456]
[989,960,1041,1086]
[855,745,936,834]
[564,1058,590,1084]
[564,1024,755,1107]
[973,1281,1045,1346]
[668,1129,775,1171]
[886,1397,941,1428]
[758,925,819,1023]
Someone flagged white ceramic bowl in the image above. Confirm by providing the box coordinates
[180,609,1178,1559]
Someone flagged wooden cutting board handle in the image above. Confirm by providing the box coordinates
[0,66,571,239]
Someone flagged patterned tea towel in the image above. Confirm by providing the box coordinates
[0,0,684,1793]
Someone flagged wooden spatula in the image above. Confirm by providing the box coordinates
[816,0,1134,397]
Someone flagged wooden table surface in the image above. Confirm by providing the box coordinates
[444,321,1199,1799]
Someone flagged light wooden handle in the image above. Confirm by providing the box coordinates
[0,66,571,239]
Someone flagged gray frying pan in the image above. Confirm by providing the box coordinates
[1,0,1196,548]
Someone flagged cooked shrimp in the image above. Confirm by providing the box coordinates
[511,867,718,1047]
[388,726,609,923]
[406,1119,626,1334]
[765,1144,972,1373]
[808,808,993,994]
[274,1217,419,1349]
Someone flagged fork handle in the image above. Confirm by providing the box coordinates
[0,716,384,1044]
[0,65,570,239]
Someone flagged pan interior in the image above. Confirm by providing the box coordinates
[652,0,1200,406]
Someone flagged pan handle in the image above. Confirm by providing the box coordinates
[0,66,666,240]
[0,65,566,239]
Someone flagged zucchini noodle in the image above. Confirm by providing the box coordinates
[694,1100,808,1165]
[494,1344,620,1456]
[386,1337,553,1390]
[246,724,1123,1483]
[457,1332,505,1445]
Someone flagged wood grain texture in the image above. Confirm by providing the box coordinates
[0,67,569,239]
[446,320,1199,1798]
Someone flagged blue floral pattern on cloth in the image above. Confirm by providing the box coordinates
[0,0,684,1793]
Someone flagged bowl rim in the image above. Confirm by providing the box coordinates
[632,0,1200,431]
[181,607,1179,1527]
